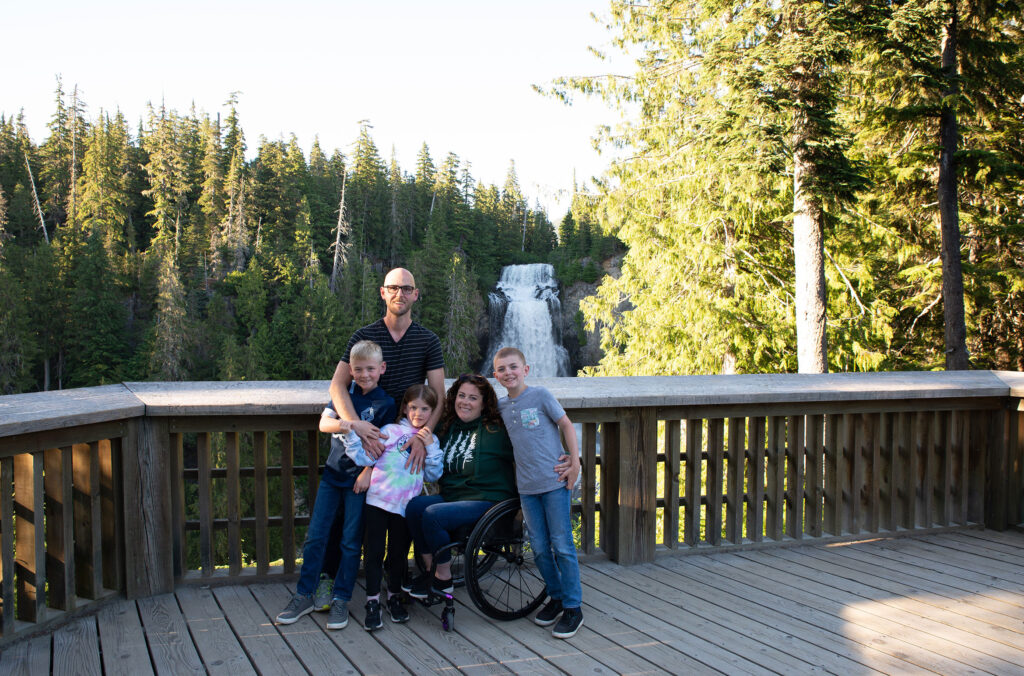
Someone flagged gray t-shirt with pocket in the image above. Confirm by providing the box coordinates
[498,386,566,495]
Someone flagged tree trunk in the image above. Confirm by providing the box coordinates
[792,61,828,374]
[793,160,828,373]
[329,173,349,294]
[939,1,970,370]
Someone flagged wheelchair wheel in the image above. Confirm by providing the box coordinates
[465,498,547,621]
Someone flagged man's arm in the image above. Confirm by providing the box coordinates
[554,414,581,489]
[330,360,385,457]
[403,366,446,473]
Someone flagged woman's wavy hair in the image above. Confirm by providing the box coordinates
[438,374,503,437]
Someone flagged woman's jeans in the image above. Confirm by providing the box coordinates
[296,468,365,601]
[405,495,494,565]
[520,488,581,609]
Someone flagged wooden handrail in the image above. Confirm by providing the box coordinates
[1,371,1022,644]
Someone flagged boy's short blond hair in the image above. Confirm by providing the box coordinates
[349,340,384,363]
[493,346,526,365]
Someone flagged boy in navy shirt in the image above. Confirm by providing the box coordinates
[276,340,396,630]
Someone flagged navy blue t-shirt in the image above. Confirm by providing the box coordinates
[323,383,396,484]
[342,319,444,402]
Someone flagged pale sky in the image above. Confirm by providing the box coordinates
[1,0,629,219]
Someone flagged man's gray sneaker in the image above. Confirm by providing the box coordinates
[326,598,349,630]
[276,593,314,624]
[313,574,333,612]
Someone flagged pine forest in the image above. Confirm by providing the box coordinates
[2,0,1024,395]
[0,84,618,395]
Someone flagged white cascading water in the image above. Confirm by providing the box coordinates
[484,263,571,377]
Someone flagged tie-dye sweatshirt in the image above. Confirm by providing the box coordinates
[344,419,442,516]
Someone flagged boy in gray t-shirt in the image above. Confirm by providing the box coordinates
[494,347,583,639]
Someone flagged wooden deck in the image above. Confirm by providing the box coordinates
[4,529,1024,675]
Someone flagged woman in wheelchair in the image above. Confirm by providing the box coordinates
[404,373,516,599]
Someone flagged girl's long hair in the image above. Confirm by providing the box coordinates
[397,384,438,423]
[438,374,503,437]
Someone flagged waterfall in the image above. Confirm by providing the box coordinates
[484,263,571,377]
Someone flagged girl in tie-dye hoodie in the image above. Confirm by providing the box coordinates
[343,384,442,629]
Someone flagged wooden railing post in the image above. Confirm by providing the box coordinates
[608,407,658,564]
[121,417,173,598]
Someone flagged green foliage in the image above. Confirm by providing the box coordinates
[0,85,578,392]
[547,0,1024,376]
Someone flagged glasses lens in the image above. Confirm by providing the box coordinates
[384,285,416,295]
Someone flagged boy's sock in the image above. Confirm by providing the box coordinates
[366,593,380,602]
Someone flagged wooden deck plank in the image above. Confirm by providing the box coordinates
[399,589,513,674]
[741,548,1024,674]
[882,537,1024,587]
[52,614,101,675]
[448,591,656,676]
[926,532,1024,569]
[97,598,155,676]
[584,562,831,675]
[807,542,1024,630]
[765,546,1024,664]
[175,585,256,676]
[577,565,777,675]
[414,594,568,675]
[636,555,908,675]
[8,530,1024,674]
[212,584,306,674]
[0,634,50,675]
[714,550,990,674]
[863,537,1024,604]
[785,544,1024,658]
[836,542,1024,621]
[663,554,926,674]
[138,592,205,675]
[250,583,359,676]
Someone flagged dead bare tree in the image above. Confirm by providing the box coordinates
[329,172,351,293]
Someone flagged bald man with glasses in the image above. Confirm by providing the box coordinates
[329,267,446,472]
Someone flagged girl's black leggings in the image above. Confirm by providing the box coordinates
[363,504,411,596]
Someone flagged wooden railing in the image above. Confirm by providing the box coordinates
[1,371,1023,643]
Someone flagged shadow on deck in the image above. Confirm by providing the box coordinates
[4,529,1024,675]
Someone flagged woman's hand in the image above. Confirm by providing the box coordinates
[554,454,581,489]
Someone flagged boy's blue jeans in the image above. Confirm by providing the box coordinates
[296,467,365,601]
[520,488,582,609]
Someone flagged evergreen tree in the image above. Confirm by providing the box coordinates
[441,250,482,375]
[65,231,127,386]
[147,243,191,380]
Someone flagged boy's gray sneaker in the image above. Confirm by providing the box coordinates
[326,598,349,630]
[276,593,314,624]
[552,607,584,639]
[313,574,332,611]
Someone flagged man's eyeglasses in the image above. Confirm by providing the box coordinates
[383,285,416,295]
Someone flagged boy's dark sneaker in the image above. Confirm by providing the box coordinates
[534,598,563,626]
[276,593,314,624]
[386,594,410,623]
[363,599,383,631]
[326,598,349,630]
[406,573,431,599]
[551,607,583,639]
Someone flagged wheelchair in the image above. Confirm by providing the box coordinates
[414,497,547,631]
